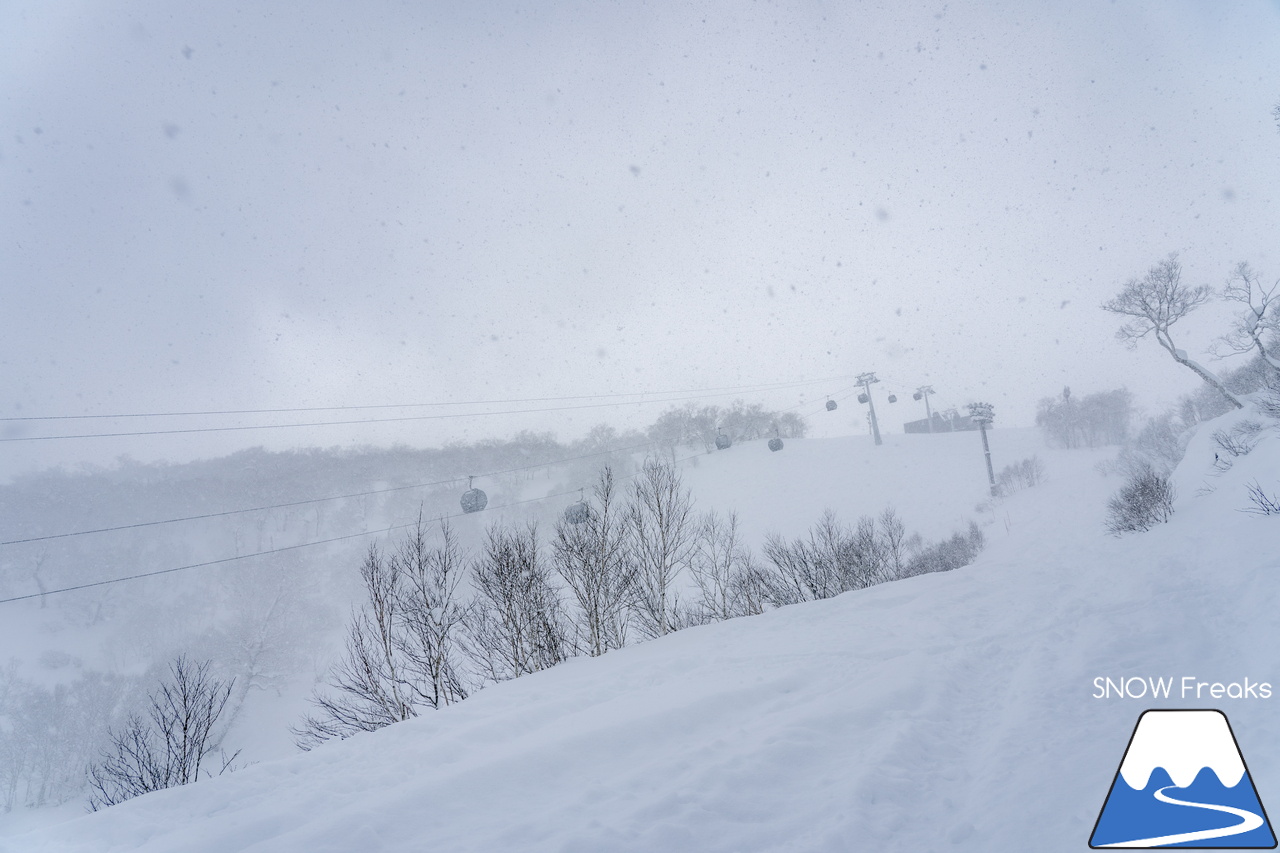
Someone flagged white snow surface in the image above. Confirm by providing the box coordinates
[1118,710,1245,790]
[4,415,1280,852]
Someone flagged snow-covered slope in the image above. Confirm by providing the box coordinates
[0,425,1042,794]
[4,416,1278,852]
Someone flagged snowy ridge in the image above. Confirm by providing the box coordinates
[3,411,1278,852]
[1117,710,1246,789]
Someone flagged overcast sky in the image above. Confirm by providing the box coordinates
[2,0,1278,476]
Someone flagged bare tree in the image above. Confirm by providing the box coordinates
[729,559,773,618]
[689,511,762,622]
[878,507,908,580]
[2,668,132,812]
[1103,254,1243,410]
[1039,387,1134,449]
[848,515,891,588]
[627,458,697,638]
[395,519,470,711]
[295,519,471,749]
[294,543,413,748]
[760,511,872,603]
[760,509,925,602]
[1213,262,1280,373]
[760,513,843,605]
[464,522,571,682]
[646,401,808,454]
[552,468,635,656]
[1035,387,1082,449]
[87,656,238,810]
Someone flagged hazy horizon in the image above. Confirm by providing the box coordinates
[4,0,1278,477]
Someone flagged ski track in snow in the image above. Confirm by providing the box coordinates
[2,411,1278,853]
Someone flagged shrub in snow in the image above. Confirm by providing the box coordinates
[1104,466,1175,535]
[759,507,960,603]
[901,521,986,577]
[760,510,896,605]
[996,456,1045,496]
[1259,389,1280,420]
[1244,481,1280,516]
[1212,420,1264,461]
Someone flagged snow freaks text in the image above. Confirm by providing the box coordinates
[1093,677,1273,701]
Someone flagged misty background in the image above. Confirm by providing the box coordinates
[3,0,1278,478]
[3,1,1280,842]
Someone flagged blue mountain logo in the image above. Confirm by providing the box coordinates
[1091,709,1276,848]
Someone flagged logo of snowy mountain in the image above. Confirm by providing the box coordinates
[1090,710,1276,848]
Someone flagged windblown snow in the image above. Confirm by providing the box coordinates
[2,413,1278,853]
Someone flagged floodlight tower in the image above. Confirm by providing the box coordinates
[967,402,996,496]
[913,385,936,433]
[856,372,883,446]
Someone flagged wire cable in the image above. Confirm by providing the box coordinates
[780,384,859,416]
[0,439,659,547]
[0,385,846,443]
[0,375,855,424]
[0,373,845,598]
[0,490,573,605]
[2,380,845,545]
[0,446,710,605]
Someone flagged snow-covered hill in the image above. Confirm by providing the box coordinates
[3,414,1277,851]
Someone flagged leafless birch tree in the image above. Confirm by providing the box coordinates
[294,517,470,749]
[1213,262,1280,374]
[626,458,696,638]
[395,519,470,711]
[552,468,635,656]
[689,511,765,621]
[464,523,571,682]
[294,543,412,748]
[88,656,238,810]
[1103,254,1243,410]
